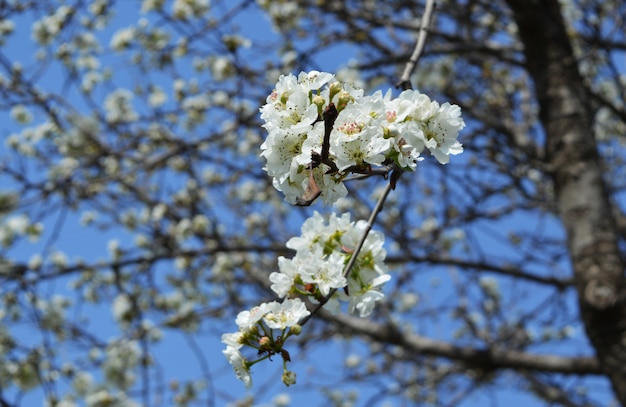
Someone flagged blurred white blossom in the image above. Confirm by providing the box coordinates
[172,0,210,20]
[104,89,139,124]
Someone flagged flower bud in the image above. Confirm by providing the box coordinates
[329,81,342,102]
[336,91,354,112]
[289,324,302,335]
[312,94,325,116]
[259,336,271,347]
[282,370,297,386]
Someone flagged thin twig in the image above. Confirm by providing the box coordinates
[298,0,436,325]
[321,103,338,167]
[299,176,397,326]
[396,0,436,90]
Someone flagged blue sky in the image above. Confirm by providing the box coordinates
[0,1,618,406]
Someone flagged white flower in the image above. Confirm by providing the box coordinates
[172,0,210,19]
[260,72,352,204]
[10,105,33,124]
[148,86,167,107]
[270,162,347,205]
[51,251,68,267]
[0,19,15,38]
[349,274,391,317]
[235,302,271,330]
[223,346,252,388]
[28,254,43,270]
[104,89,138,124]
[222,34,251,50]
[112,294,132,322]
[330,97,390,170]
[141,0,164,13]
[85,390,139,407]
[287,211,351,253]
[260,129,308,182]
[110,27,135,50]
[72,371,93,396]
[263,298,310,330]
[297,70,334,91]
[341,222,387,274]
[31,6,72,45]
[209,56,233,81]
[300,252,347,296]
[6,214,29,235]
[270,256,299,298]
[81,71,102,93]
[345,354,361,368]
[423,102,465,164]
[273,393,291,407]
[221,332,244,349]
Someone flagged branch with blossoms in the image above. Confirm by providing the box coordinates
[221,0,465,388]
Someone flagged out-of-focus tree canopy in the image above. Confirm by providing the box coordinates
[0,0,625,405]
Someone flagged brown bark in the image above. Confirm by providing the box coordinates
[505,0,626,403]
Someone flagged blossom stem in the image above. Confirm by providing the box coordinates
[319,103,339,174]
[340,172,398,280]
[298,172,399,326]
[322,103,338,162]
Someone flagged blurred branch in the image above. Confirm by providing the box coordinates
[523,373,598,407]
[587,85,626,124]
[387,254,574,288]
[1,243,290,283]
[323,309,602,375]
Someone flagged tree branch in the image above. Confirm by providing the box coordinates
[322,309,602,375]
[396,0,436,90]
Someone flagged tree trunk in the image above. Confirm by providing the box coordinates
[505,0,626,404]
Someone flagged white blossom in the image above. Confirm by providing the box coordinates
[273,393,291,407]
[349,275,390,317]
[299,251,347,296]
[263,298,310,330]
[10,105,33,124]
[344,354,361,368]
[270,256,299,298]
[172,0,210,20]
[223,346,252,388]
[141,0,165,13]
[0,19,15,38]
[148,85,167,106]
[104,89,138,124]
[235,302,271,330]
[221,332,244,349]
[31,6,72,45]
[85,389,139,407]
[112,293,133,322]
[423,102,465,164]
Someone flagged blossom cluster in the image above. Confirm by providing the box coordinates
[221,298,310,388]
[260,71,465,204]
[222,211,389,387]
[270,211,389,317]
[224,71,465,388]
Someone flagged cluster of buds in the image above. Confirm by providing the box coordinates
[222,211,389,387]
